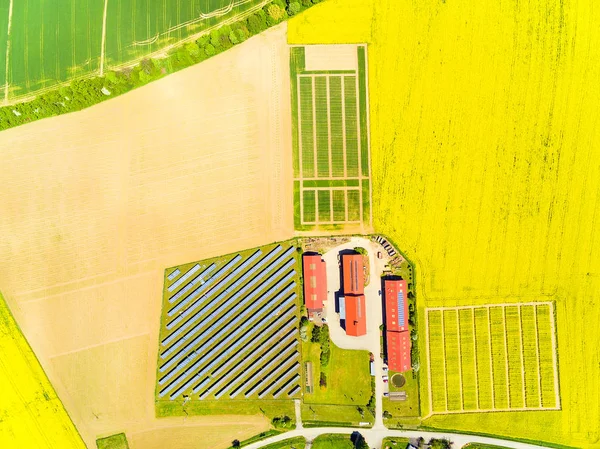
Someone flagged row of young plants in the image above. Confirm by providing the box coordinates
[0,0,323,131]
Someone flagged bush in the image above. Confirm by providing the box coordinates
[319,372,327,388]
[271,415,293,429]
[204,43,216,57]
[354,247,368,255]
[320,347,330,367]
[311,325,322,343]
[287,2,301,15]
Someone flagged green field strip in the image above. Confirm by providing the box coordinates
[357,46,369,177]
[299,70,356,75]
[299,76,315,178]
[347,190,361,222]
[314,76,330,178]
[302,179,360,188]
[443,309,462,410]
[427,310,447,412]
[328,76,345,177]
[536,305,556,408]
[293,181,301,228]
[343,76,359,177]
[361,179,370,224]
[332,190,346,222]
[0,1,8,89]
[41,0,60,87]
[302,190,316,223]
[520,305,541,408]
[290,48,305,178]
[458,308,478,410]
[505,306,525,408]
[317,189,331,222]
[473,308,493,409]
[489,307,508,409]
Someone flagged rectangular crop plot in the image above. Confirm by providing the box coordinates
[290,45,371,230]
[155,241,302,404]
[426,302,559,414]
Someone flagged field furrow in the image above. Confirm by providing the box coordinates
[536,304,556,408]
[520,305,541,407]
[427,310,447,412]
[473,307,493,409]
[489,307,508,409]
[505,306,525,408]
[443,309,462,410]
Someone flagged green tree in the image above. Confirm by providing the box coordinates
[287,2,302,15]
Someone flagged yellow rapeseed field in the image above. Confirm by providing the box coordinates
[0,292,86,448]
[290,0,600,447]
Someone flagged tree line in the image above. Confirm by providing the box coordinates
[0,0,323,131]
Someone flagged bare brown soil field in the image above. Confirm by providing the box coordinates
[0,23,292,449]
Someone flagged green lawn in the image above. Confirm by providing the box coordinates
[461,445,510,449]
[382,370,420,428]
[96,433,129,449]
[302,329,371,405]
[312,434,355,449]
[259,437,306,449]
[157,398,295,421]
[381,437,410,449]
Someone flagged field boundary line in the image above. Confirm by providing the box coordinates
[100,0,109,75]
[533,305,543,407]
[486,306,495,409]
[354,72,363,226]
[297,75,305,225]
[429,404,561,415]
[344,189,349,221]
[425,309,434,415]
[471,308,480,408]
[455,309,464,410]
[549,302,561,409]
[4,0,13,103]
[502,307,510,407]
[517,305,527,407]
[362,44,373,228]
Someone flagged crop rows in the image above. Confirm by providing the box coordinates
[426,303,559,414]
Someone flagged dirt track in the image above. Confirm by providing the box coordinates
[0,23,293,449]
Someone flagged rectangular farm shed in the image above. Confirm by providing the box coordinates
[386,330,411,373]
[302,254,327,312]
[342,254,364,295]
[384,279,409,332]
[344,294,366,336]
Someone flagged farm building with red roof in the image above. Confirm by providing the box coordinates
[344,294,366,337]
[342,254,364,295]
[386,329,411,373]
[384,279,409,332]
[302,254,327,313]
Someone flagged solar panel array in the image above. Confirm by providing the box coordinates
[157,243,302,401]
[397,291,405,327]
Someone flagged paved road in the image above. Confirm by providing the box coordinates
[322,237,389,429]
[241,426,550,449]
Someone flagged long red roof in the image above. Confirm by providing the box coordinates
[386,330,411,373]
[302,254,326,311]
[342,254,364,295]
[344,294,366,336]
[384,279,409,332]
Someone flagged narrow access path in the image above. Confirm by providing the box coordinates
[294,399,303,430]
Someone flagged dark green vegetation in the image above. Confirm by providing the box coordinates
[230,430,283,449]
[258,437,306,449]
[290,45,371,230]
[0,0,322,131]
[312,434,369,449]
[461,445,510,449]
[96,433,129,449]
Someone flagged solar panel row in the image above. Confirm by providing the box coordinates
[244,359,300,398]
[272,374,301,398]
[167,268,181,282]
[398,291,405,327]
[159,298,297,399]
[167,264,201,293]
[287,385,301,397]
